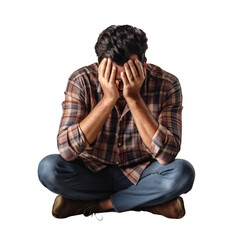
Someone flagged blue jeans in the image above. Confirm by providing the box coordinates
[38,154,195,212]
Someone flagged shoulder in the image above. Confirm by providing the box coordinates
[146,63,180,90]
[65,63,99,93]
[69,63,98,82]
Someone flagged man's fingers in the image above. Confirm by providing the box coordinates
[135,59,144,79]
[99,58,107,76]
[121,71,129,85]
[109,65,116,83]
[124,62,134,83]
[128,60,139,80]
[104,58,112,81]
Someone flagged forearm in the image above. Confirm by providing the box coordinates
[127,96,180,165]
[127,96,158,150]
[80,96,116,144]
[122,59,182,165]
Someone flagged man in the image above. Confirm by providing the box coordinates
[38,25,195,219]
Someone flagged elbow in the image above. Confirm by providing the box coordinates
[57,125,89,161]
[157,159,169,165]
[58,144,79,161]
[61,155,76,162]
[156,154,175,165]
[59,150,77,162]
[57,136,80,162]
[154,143,180,165]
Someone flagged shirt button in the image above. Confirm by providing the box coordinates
[118,142,122,147]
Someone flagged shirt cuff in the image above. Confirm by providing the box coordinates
[150,124,167,156]
[77,124,96,149]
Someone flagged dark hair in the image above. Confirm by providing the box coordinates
[95,25,148,66]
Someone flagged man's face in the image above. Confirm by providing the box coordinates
[112,54,146,98]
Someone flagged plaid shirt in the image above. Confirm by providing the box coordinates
[57,63,183,185]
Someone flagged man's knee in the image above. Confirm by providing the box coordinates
[38,154,62,188]
[173,159,195,193]
[156,159,195,195]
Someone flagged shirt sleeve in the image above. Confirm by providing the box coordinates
[149,81,183,164]
[57,77,93,161]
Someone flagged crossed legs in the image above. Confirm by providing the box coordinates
[38,154,195,215]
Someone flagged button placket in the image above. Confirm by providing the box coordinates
[118,119,123,148]
[116,117,123,166]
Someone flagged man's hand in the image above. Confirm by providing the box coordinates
[79,58,119,146]
[98,58,119,102]
[121,59,145,101]
[121,59,158,151]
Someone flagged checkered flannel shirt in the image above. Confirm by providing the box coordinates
[57,63,183,184]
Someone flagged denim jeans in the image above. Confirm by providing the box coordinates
[38,154,195,212]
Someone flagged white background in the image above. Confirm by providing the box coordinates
[1,0,239,239]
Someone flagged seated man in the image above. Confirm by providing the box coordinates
[38,25,195,219]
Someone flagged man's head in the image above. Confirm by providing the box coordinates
[95,25,148,66]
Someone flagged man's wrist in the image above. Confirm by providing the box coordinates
[102,95,118,106]
[125,94,142,105]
